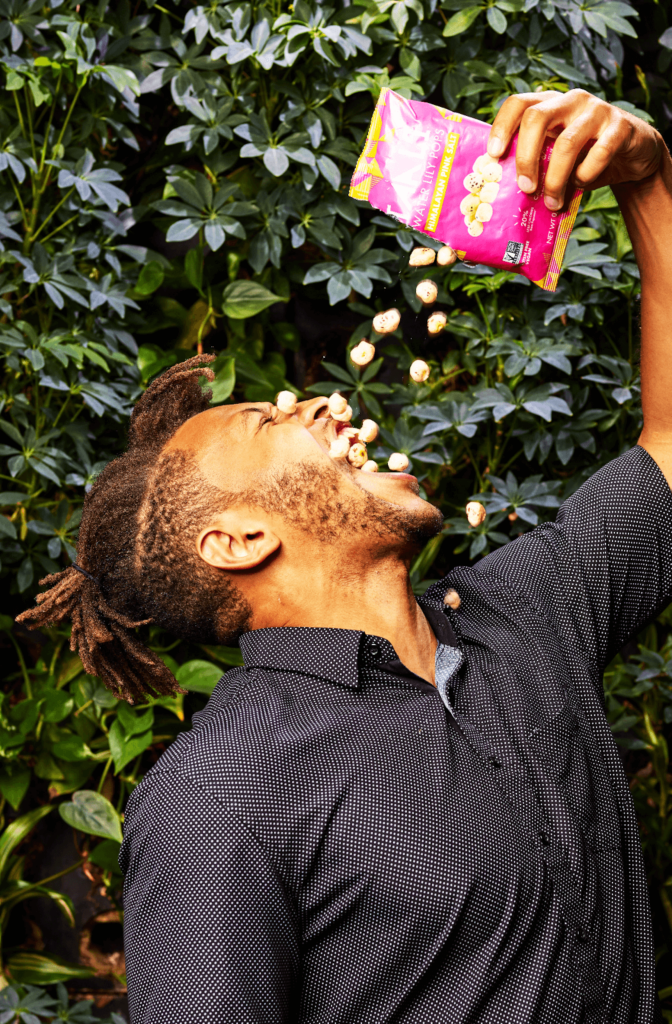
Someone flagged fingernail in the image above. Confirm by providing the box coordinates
[545,195,561,210]
[488,137,504,157]
[518,175,535,192]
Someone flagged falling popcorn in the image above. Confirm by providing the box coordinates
[358,419,379,444]
[373,308,401,334]
[436,246,456,266]
[328,393,348,416]
[329,436,350,460]
[276,391,297,415]
[443,588,461,610]
[427,311,447,335]
[340,426,359,440]
[347,442,368,468]
[409,247,435,267]
[388,452,410,472]
[416,279,438,305]
[331,404,353,423]
[361,460,379,473]
[410,359,430,383]
[351,340,376,367]
[466,501,486,527]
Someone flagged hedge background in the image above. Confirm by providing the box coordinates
[1,0,672,1017]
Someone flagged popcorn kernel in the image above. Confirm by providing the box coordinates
[483,161,503,183]
[329,436,350,460]
[372,308,401,334]
[388,452,410,472]
[409,247,436,267]
[410,359,430,383]
[350,340,376,367]
[460,194,481,217]
[476,202,493,223]
[427,311,447,335]
[328,393,348,416]
[436,246,456,267]
[331,404,353,423]
[480,182,500,204]
[463,172,484,193]
[443,588,461,610]
[276,390,297,415]
[361,460,379,473]
[416,279,438,305]
[347,442,368,468]
[466,501,486,527]
[358,419,379,444]
[467,220,484,237]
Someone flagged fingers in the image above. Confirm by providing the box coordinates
[487,91,565,159]
[542,112,605,209]
[575,119,634,186]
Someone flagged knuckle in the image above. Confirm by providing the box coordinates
[521,105,547,127]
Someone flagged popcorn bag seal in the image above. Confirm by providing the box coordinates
[349,89,583,291]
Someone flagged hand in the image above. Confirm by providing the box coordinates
[487,89,666,211]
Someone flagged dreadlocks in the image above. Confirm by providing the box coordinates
[16,354,252,703]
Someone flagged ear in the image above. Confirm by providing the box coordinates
[197,511,280,571]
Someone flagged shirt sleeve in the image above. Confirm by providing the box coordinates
[473,445,672,672]
[119,770,300,1024]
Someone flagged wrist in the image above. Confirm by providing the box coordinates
[613,145,672,207]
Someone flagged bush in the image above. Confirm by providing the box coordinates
[0,0,671,1011]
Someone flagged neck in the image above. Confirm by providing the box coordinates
[245,542,437,684]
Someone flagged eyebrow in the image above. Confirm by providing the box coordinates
[238,407,271,434]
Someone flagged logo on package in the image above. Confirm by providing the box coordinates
[503,240,523,264]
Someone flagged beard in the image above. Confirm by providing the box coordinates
[244,457,444,550]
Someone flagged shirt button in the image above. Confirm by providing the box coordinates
[369,644,381,658]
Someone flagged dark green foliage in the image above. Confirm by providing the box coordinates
[0,0,671,1008]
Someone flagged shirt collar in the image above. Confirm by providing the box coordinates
[238,596,460,690]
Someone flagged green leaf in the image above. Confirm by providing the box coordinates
[117,702,154,737]
[135,261,165,296]
[487,6,507,33]
[222,280,282,319]
[0,805,53,880]
[58,790,123,842]
[581,186,618,212]
[209,355,236,404]
[6,951,95,985]
[108,720,153,773]
[443,6,482,36]
[88,838,123,875]
[175,659,223,695]
[51,734,90,762]
[0,768,31,811]
[42,690,74,723]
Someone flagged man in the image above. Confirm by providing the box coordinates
[19,90,671,1022]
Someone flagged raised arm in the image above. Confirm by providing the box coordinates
[486,90,671,485]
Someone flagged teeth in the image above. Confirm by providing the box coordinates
[328,392,348,416]
[388,452,410,472]
[276,390,297,414]
[358,419,379,444]
[350,340,376,367]
[361,460,379,473]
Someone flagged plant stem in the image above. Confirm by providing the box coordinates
[30,186,76,243]
[30,859,85,891]
[97,755,113,794]
[7,632,32,698]
[39,213,79,246]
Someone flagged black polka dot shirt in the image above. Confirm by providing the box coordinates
[120,446,670,1024]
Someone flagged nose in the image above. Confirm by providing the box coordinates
[295,396,330,426]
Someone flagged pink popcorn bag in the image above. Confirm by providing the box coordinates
[350,89,583,291]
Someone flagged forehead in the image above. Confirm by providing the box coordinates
[164,403,258,455]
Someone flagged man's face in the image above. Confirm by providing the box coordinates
[165,397,443,549]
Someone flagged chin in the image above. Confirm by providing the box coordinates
[354,469,444,542]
